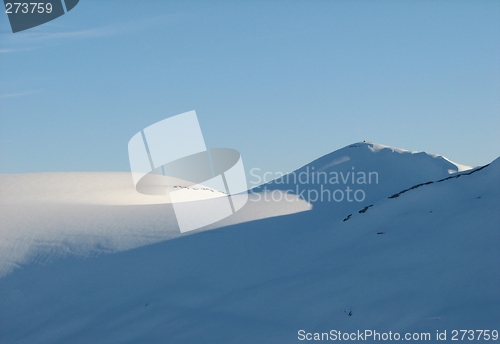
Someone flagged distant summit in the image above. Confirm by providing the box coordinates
[255,141,471,191]
[249,142,473,217]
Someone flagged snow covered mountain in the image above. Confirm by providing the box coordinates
[0,143,498,343]
[251,141,472,220]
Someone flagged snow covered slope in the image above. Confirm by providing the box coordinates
[0,173,310,278]
[1,143,497,344]
[0,142,468,278]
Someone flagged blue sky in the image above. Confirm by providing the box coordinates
[1,0,499,179]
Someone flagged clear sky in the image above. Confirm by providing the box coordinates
[1,0,499,180]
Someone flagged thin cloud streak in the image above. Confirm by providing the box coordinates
[0,90,41,99]
[0,47,38,53]
[7,26,119,43]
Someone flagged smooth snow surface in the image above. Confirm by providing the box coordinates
[1,142,498,344]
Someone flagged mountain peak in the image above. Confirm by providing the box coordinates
[255,142,473,210]
[333,141,471,172]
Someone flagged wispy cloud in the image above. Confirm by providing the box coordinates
[1,13,180,54]
[0,47,37,53]
[0,23,123,53]
[0,90,41,99]
[6,25,119,43]
[4,12,178,42]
